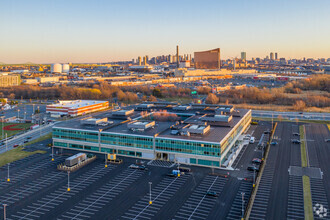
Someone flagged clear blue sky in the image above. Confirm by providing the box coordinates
[1,0,329,63]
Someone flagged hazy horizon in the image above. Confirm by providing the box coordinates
[1,0,330,64]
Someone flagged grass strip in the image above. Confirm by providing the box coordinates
[299,125,307,167]
[0,146,46,167]
[23,133,52,147]
[303,175,314,220]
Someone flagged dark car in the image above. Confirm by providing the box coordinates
[247,165,260,172]
[264,130,271,134]
[292,133,300,136]
[206,191,218,197]
[325,139,330,143]
[26,137,32,139]
[24,140,28,143]
[138,165,148,171]
[252,158,262,164]
[291,139,301,144]
[166,173,177,177]
[270,141,278,145]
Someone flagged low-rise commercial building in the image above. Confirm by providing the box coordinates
[46,100,109,117]
[52,103,251,168]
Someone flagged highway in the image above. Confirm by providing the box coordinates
[252,110,330,121]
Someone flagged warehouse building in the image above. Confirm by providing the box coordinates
[46,100,109,117]
[52,103,251,168]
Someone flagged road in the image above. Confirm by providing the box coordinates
[252,110,330,121]
[0,123,54,153]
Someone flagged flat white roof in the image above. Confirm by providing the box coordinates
[48,100,107,109]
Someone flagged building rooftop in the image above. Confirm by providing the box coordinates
[47,100,108,109]
[54,104,250,144]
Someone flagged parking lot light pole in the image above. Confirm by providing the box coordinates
[7,163,10,182]
[67,171,70,191]
[241,192,245,220]
[51,146,54,161]
[1,115,4,140]
[149,182,152,205]
[253,165,256,187]
[3,204,7,220]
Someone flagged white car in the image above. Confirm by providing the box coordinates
[249,137,255,144]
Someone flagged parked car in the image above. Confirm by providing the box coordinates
[247,165,260,172]
[270,141,278,145]
[13,144,19,148]
[252,158,262,164]
[166,173,177,177]
[249,137,255,144]
[325,139,330,143]
[291,139,301,144]
[206,191,218,197]
[23,140,28,143]
[264,130,271,134]
[129,164,139,169]
[292,133,300,136]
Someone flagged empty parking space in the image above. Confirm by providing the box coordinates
[0,155,64,190]
[0,170,66,206]
[226,180,253,220]
[286,176,304,219]
[59,168,145,220]
[249,147,277,220]
[173,175,227,220]
[310,178,329,219]
[121,174,191,220]
[7,163,116,220]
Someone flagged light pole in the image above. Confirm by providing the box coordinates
[17,109,20,122]
[7,163,10,182]
[67,171,70,191]
[3,204,7,220]
[98,129,103,152]
[241,192,245,220]
[1,115,4,140]
[149,182,152,205]
[51,145,54,161]
[253,164,256,187]
[105,154,108,168]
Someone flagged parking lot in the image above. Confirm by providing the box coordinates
[1,121,328,219]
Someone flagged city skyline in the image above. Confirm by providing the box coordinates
[1,0,330,63]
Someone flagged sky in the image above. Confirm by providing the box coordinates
[1,0,330,64]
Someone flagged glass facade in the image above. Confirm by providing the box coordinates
[155,139,220,157]
[101,133,153,149]
[220,111,251,153]
[52,110,251,168]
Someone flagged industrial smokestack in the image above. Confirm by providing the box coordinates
[176,45,179,68]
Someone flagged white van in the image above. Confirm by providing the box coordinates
[249,137,255,144]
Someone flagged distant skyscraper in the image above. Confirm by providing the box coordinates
[270,52,274,60]
[143,56,147,65]
[138,56,141,66]
[176,45,180,68]
[145,55,149,64]
[194,48,221,69]
[132,59,135,64]
[241,52,247,61]
[275,53,278,60]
